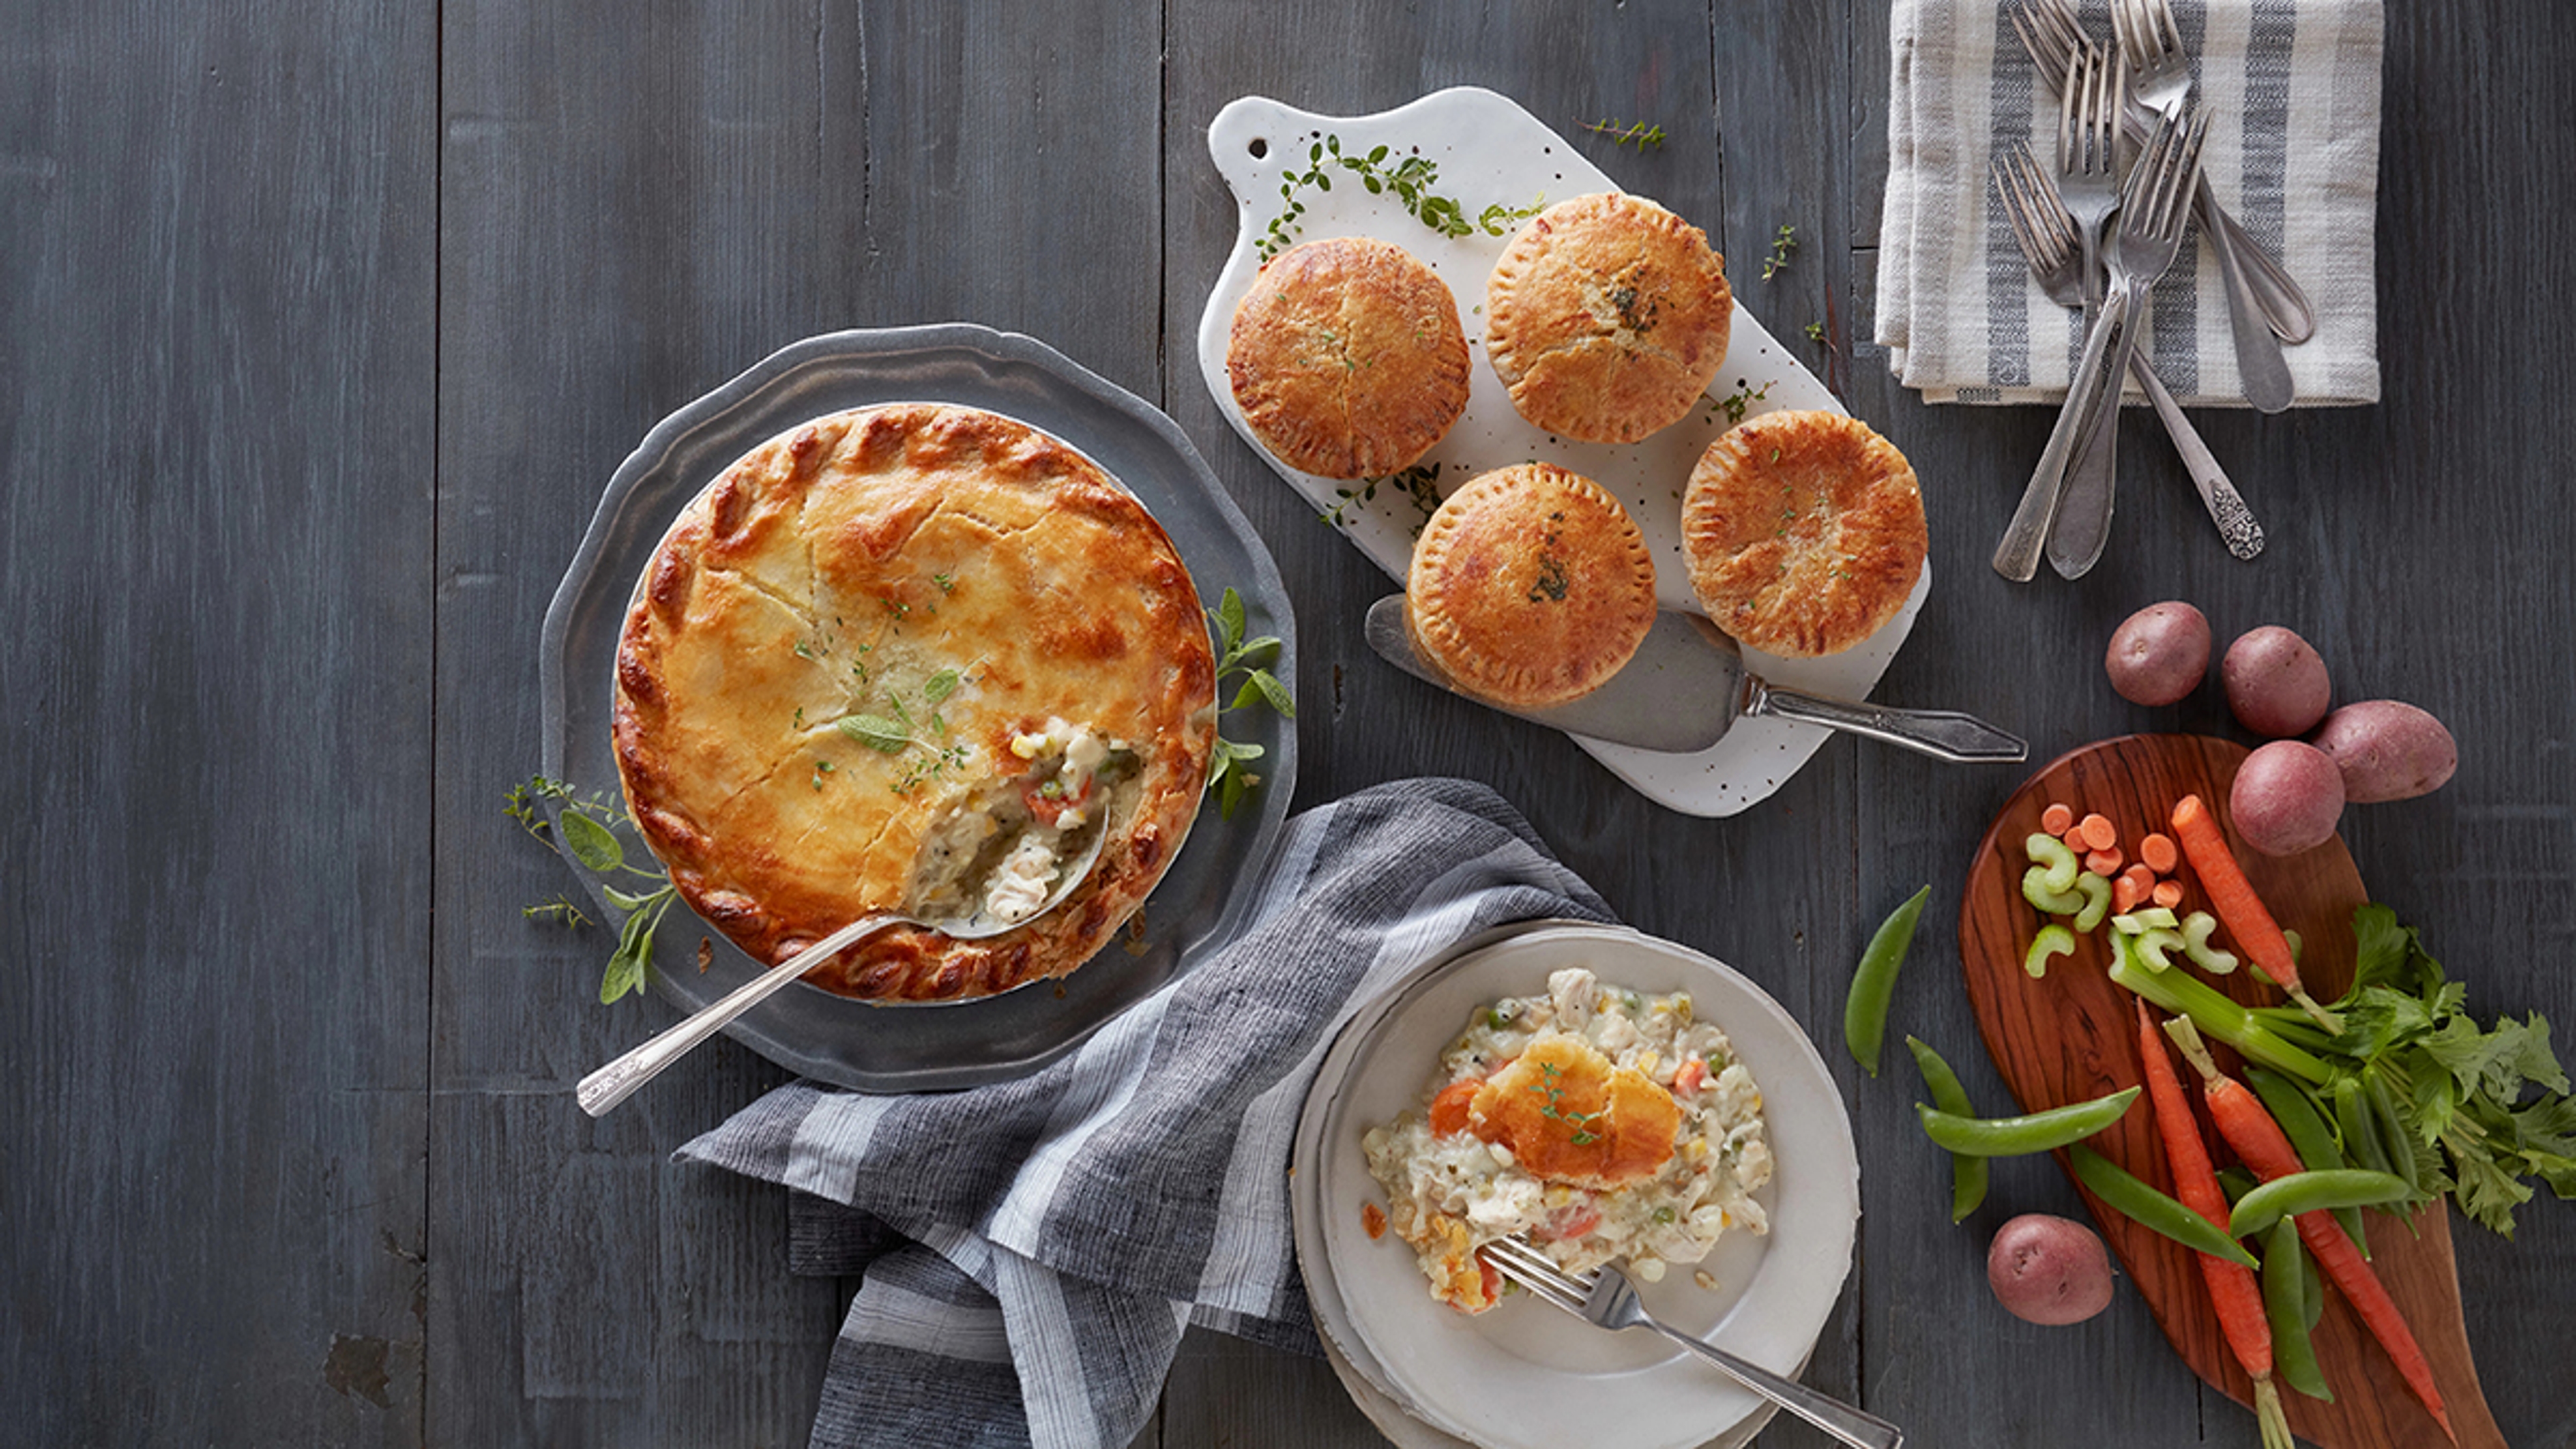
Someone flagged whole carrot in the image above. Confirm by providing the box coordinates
[2165,1018,2457,1443]
[2136,1001,2291,1449]
[2168,795,2341,1032]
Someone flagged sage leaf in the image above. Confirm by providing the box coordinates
[561,812,624,873]
[922,667,961,704]
[839,714,910,753]
[1217,588,1246,649]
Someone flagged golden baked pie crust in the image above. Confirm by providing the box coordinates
[1227,236,1471,479]
[1405,464,1657,708]
[1682,409,1927,659]
[612,403,1217,1002]
[1484,193,1733,445]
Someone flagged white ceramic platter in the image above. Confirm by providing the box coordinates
[1197,88,1928,818]
[1290,922,1858,1449]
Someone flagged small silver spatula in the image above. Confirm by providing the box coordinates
[1364,594,2026,762]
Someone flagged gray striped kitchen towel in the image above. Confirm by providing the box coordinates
[1876,0,2382,405]
[679,777,1615,1449]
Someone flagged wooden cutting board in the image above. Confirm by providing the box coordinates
[1957,734,2502,1449]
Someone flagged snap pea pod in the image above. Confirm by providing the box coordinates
[1916,1086,2140,1157]
[1906,1036,1988,1223]
[1844,885,1930,1077]
[2247,1067,2370,1258]
[2068,1144,2260,1269]
[2334,1076,2394,1176]
[2263,1219,2335,1402]
[2227,1169,2414,1240]
[2365,1072,2426,1199]
[2217,1166,2260,1205]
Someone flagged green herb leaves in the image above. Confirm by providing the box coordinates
[1760,223,1797,281]
[1208,586,1293,820]
[838,714,910,753]
[504,775,678,1005]
[1580,118,1668,152]
[1529,1060,1604,1146]
[2313,904,2576,1237]
[1323,462,1443,532]
[1258,135,1542,262]
[1709,379,1774,427]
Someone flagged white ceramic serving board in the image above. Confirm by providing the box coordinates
[1197,87,1928,818]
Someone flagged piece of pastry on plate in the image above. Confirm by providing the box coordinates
[612,402,1217,1002]
[1680,409,1927,659]
[1226,235,1471,479]
[1404,462,1657,708]
[1483,192,1733,444]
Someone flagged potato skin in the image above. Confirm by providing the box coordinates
[2224,625,2332,737]
[2231,740,2347,856]
[2105,601,2211,706]
[1987,1214,2114,1325]
[2314,700,2458,802]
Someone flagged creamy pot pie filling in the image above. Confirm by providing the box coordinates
[1362,967,1772,1313]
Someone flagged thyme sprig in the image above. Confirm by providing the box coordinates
[1322,462,1444,533]
[1259,135,1544,262]
[1580,117,1668,152]
[1760,223,1798,280]
[506,775,677,1004]
[1529,1061,1605,1146]
[1708,378,1775,427]
[1207,586,1294,820]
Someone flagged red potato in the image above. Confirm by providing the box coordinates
[2230,739,2347,856]
[2222,626,2332,737]
[1987,1214,2116,1325]
[2314,700,2458,802]
[2105,602,2212,706]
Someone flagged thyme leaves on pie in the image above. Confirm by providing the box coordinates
[505,774,678,1005]
[1208,586,1293,820]
[1258,135,1543,262]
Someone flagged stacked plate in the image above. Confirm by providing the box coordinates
[1289,922,1862,1449]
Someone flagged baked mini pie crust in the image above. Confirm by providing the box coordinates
[1681,409,1928,659]
[1405,464,1657,708]
[612,402,1217,1002]
[1227,235,1471,479]
[1484,193,1733,444]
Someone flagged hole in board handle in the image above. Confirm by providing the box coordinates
[1248,137,1269,160]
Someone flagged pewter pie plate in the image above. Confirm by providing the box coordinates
[539,324,1295,1093]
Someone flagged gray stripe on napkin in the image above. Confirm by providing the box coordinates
[2243,0,2296,258]
[1986,0,2035,389]
[678,777,1616,1449]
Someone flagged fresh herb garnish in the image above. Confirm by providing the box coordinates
[1206,586,1294,820]
[1761,223,1797,281]
[1709,379,1774,427]
[504,775,678,1005]
[1804,320,1825,343]
[1258,135,1544,262]
[1527,553,1571,603]
[1322,461,1444,532]
[1529,1060,1605,1146]
[1580,117,1668,152]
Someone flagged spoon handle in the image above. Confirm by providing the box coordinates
[576,914,894,1116]
[1746,678,2027,763]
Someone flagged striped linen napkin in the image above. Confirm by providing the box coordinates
[1874,0,2383,405]
[680,777,1615,1449]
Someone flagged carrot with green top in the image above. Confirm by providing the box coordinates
[2168,795,2341,1031]
[2166,1017,2456,1442]
[2136,1001,2292,1449]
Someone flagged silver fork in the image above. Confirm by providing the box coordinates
[1994,104,2209,580]
[2049,104,2212,578]
[1479,1236,1904,1449]
[1994,143,2263,559]
[2115,0,2294,413]
[2013,0,2316,347]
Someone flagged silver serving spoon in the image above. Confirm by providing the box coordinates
[1364,595,2025,762]
[575,824,1111,1116]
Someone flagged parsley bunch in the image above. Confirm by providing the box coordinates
[1207,587,1293,820]
[506,776,676,1004]
[2293,905,2575,1237]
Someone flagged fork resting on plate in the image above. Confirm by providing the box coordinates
[1479,1235,1904,1449]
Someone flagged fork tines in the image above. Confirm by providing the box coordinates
[1477,1234,1598,1311]
[1993,144,2078,272]
[2123,105,2210,238]
[2112,0,2189,74]
[2010,0,2087,85]
[2059,40,2125,178]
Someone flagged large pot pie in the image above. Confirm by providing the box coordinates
[612,402,1218,1002]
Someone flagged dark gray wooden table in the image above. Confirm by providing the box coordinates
[6,3,2571,1446]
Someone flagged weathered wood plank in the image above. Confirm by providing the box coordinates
[429,1,1166,1444]
[0,3,437,1444]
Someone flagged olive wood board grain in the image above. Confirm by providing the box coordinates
[1957,735,2502,1449]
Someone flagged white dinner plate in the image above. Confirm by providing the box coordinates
[1290,922,1859,1449]
[1197,87,1928,818]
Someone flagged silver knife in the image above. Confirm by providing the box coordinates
[1362,596,2027,762]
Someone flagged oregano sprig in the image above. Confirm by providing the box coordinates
[1207,587,1293,819]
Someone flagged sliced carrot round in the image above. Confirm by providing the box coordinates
[2041,802,2077,837]
[2151,880,2186,910]
[2078,814,2118,851]
[2084,847,2125,877]
[2139,831,2180,875]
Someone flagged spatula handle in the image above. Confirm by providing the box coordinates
[1748,680,2027,763]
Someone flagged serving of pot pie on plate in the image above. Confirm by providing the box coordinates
[1483,193,1733,445]
[1681,409,1927,659]
[1403,464,1657,708]
[1226,235,1472,479]
[611,402,1218,1002]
